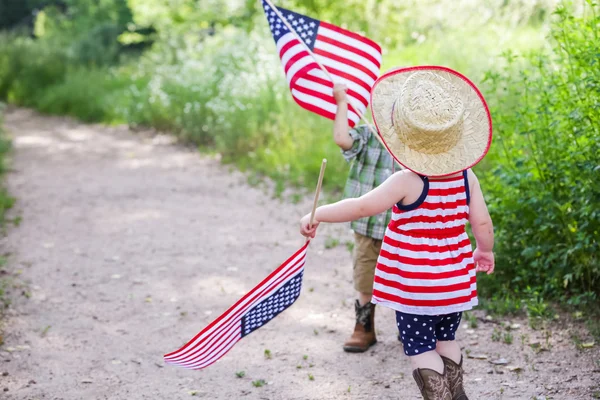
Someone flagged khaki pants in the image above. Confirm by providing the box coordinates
[352,232,383,293]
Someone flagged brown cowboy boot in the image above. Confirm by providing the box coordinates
[442,356,469,400]
[342,300,376,352]
[413,368,452,400]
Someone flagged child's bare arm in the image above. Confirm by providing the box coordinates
[332,83,353,150]
[467,170,495,273]
[300,171,408,237]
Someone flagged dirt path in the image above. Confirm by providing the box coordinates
[0,108,598,400]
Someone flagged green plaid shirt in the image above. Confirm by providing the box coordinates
[342,125,397,240]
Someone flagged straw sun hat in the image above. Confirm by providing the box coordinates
[371,66,492,176]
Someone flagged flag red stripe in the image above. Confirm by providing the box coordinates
[373,288,477,307]
[176,330,242,370]
[189,332,242,370]
[302,73,331,88]
[313,47,378,81]
[174,322,242,367]
[316,34,380,69]
[279,39,299,59]
[188,334,242,370]
[164,243,309,359]
[323,66,371,93]
[292,83,365,114]
[289,63,319,88]
[170,318,242,366]
[284,50,313,75]
[292,83,335,105]
[300,74,368,108]
[291,93,359,127]
[295,74,369,108]
[291,92,335,120]
[320,21,382,53]
[171,323,239,367]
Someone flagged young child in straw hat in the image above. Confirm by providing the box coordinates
[300,67,495,400]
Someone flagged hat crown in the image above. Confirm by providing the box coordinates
[394,71,465,154]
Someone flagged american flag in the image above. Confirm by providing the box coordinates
[262,1,382,127]
[164,243,309,370]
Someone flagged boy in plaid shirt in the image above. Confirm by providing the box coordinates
[333,83,396,352]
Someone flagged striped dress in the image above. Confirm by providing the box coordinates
[372,171,477,315]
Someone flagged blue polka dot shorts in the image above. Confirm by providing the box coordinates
[396,311,462,356]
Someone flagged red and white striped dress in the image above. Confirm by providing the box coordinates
[372,171,477,315]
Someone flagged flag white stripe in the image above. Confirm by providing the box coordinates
[284,56,316,85]
[174,323,242,367]
[280,42,307,71]
[291,89,360,122]
[275,32,296,54]
[165,248,307,361]
[348,109,360,124]
[306,69,371,105]
[316,56,375,87]
[170,319,242,365]
[184,330,242,369]
[318,26,382,64]
[314,40,380,76]
[191,332,242,369]
[296,77,331,96]
[298,75,369,108]
[189,333,242,369]
[295,76,367,118]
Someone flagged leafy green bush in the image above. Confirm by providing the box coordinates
[0,34,70,106]
[478,1,599,306]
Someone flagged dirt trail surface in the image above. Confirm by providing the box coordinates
[0,108,598,400]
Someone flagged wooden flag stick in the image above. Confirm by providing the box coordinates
[262,0,386,148]
[308,159,327,235]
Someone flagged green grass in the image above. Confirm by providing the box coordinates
[252,379,266,388]
[324,237,340,249]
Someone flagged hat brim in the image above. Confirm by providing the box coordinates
[371,66,492,177]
